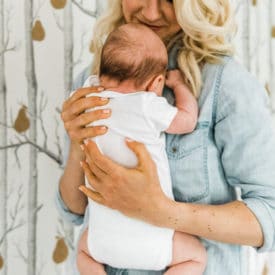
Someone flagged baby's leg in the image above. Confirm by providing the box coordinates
[164,231,207,275]
[76,228,106,275]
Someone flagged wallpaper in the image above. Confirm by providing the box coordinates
[0,1,274,275]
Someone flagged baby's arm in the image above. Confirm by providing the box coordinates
[165,70,198,134]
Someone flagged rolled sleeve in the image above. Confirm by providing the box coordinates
[214,59,275,252]
[244,198,275,252]
[55,186,84,226]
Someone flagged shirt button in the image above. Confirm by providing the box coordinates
[172,147,178,153]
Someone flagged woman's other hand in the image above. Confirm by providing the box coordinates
[59,86,111,216]
[61,86,111,146]
[79,139,171,225]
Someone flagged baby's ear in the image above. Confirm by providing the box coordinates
[146,74,165,96]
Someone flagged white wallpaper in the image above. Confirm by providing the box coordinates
[0,1,274,275]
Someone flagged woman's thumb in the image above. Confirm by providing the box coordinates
[125,138,152,168]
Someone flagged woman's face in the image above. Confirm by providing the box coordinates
[122,0,181,42]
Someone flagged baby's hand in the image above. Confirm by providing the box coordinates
[165,69,185,90]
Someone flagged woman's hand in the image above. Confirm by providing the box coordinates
[61,86,111,146]
[59,86,112,215]
[79,139,171,225]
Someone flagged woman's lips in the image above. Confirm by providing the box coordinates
[148,26,162,31]
[136,20,163,32]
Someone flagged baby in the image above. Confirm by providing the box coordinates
[76,23,206,275]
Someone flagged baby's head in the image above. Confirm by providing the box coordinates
[99,23,168,95]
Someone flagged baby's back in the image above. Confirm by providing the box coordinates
[86,91,174,270]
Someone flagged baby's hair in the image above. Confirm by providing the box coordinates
[99,23,167,88]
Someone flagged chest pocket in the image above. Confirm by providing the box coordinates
[166,122,209,202]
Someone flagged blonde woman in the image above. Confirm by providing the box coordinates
[58,1,275,274]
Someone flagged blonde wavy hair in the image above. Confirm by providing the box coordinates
[90,0,236,98]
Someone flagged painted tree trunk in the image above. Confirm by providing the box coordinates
[0,0,8,274]
[64,0,73,96]
[269,0,275,111]
[242,0,251,71]
[95,0,106,17]
[255,2,261,77]
[63,2,75,274]
[24,1,38,274]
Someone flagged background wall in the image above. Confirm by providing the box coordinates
[0,1,274,275]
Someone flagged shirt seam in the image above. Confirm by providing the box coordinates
[212,57,231,125]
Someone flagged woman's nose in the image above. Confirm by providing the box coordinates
[141,0,162,22]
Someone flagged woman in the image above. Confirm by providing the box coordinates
[57,1,275,274]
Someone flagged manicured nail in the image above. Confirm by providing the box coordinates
[80,145,85,151]
[84,140,89,145]
[102,109,111,114]
[100,126,107,131]
[78,186,85,192]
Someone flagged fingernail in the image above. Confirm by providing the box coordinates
[98,87,104,91]
[102,109,111,114]
[79,186,85,192]
[80,145,85,151]
[101,97,108,101]
[100,126,107,131]
[84,140,89,145]
[80,161,83,167]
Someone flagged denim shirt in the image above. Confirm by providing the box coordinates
[56,51,275,275]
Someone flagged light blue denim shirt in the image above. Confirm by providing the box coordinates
[56,48,275,274]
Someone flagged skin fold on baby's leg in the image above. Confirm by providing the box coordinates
[164,231,207,275]
[76,228,107,275]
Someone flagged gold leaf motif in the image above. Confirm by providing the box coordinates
[50,0,67,9]
[265,83,270,95]
[13,105,30,133]
[0,255,4,269]
[32,20,45,41]
[262,263,269,275]
[53,238,69,264]
[272,26,275,38]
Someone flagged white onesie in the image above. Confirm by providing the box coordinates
[83,76,177,270]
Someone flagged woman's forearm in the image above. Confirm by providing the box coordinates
[79,139,264,247]
[157,198,263,247]
[59,142,88,215]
